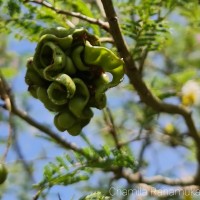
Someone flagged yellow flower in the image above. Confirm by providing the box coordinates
[181,80,200,106]
[164,123,175,135]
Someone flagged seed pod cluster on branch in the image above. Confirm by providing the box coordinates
[25,27,124,135]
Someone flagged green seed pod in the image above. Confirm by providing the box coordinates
[28,85,39,99]
[39,34,73,51]
[84,41,124,88]
[0,163,8,185]
[25,58,46,86]
[92,73,110,109]
[37,87,65,112]
[71,46,89,71]
[47,82,69,105]
[84,41,124,108]
[63,56,77,75]
[54,110,77,131]
[54,74,76,98]
[25,58,48,99]
[40,27,73,38]
[68,78,90,118]
[72,28,100,46]
[47,74,76,105]
[67,123,82,136]
[40,42,66,80]
[67,116,92,136]
[33,35,73,79]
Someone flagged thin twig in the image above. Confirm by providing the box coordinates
[99,37,114,43]
[0,72,11,111]
[95,0,106,18]
[122,170,195,186]
[2,113,12,162]
[12,125,35,182]
[138,49,148,75]
[0,72,12,162]
[103,107,121,149]
[136,136,150,171]
[33,190,42,200]
[24,0,110,32]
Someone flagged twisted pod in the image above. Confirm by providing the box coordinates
[25,27,124,135]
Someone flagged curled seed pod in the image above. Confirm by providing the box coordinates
[84,41,124,108]
[47,74,76,105]
[54,110,77,132]
[84,41,124,88]
[67,123,82,136]
[33,35,73,77]
[63,56,77,75]
[68,78,90,118]
[0,163,8,185]
[40,27,74,38]
[91,73,110,109]
[54,109,91,136]
[67,116,92,136]
[28,85,40,99]
[37,87,65,112]
[25,58,47,86]
[40,42,66,80]
[25,58,48,99]
[39,34,73,51]
[71,46,89,71]
[47,82,69,105]
[51,74,76,99]
[72,28,100,46]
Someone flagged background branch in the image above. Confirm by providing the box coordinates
[122,170,195,186]
[25,0,110,32]
[103,107,120,149]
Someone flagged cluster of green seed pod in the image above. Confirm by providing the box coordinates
[25,27,124,135]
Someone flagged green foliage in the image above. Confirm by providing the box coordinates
[0,0,102,41]
[79,191,111,200]
[34,146,135,195]
[7,0,20,17]
[117,0,170,61]
[0,34,19,78]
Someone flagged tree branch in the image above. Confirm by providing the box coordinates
[122,170,195,186]
[25,0,110,32]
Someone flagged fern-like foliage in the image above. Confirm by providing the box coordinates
[0,0,44,41]
[116,0,172,61]
[0,0,103,41]
[79,191,111,200]
[34,146,136,195]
